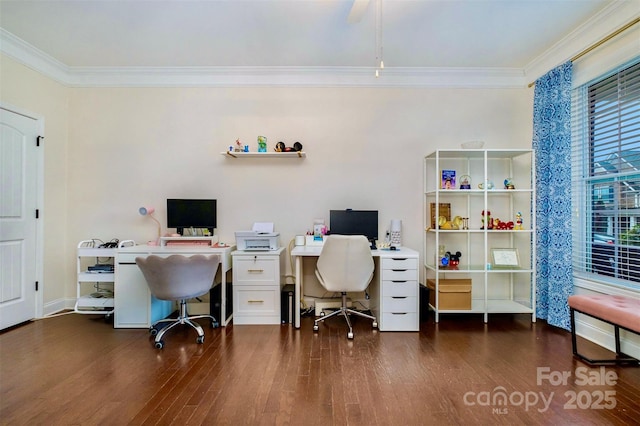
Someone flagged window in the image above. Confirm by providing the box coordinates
[572,59,640,289]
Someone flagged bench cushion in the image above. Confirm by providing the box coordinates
[568,295,640,334]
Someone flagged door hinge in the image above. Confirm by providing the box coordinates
[35,209,40,219]
[37,136,44,146]
[35,281,39,291]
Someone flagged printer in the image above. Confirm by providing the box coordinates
[235,222,280,251]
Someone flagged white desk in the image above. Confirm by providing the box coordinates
[114,244,235,328]
[291,245,420,331]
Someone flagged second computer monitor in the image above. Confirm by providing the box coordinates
[329,209,378,245]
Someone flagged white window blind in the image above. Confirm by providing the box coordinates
[571,58,640,289]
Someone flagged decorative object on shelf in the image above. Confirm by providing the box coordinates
[446,251,462,267]
[492,218,514,230]
[504,177,515,189]
[514,211,523,230]
[438,216,458,230]
[461,140,484,149]
[491,248,520,268]
[139,206,161,245]
[234,138,243,152]
[478,180,494,189]
[481,210,491,230]
[461,217,469,230]
[459,174,471,189]
[257,135,267,152]
[430,203,450,229]
[441,169,456,189]
[274,141,304,153]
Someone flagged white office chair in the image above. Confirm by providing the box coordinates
[135,254,220,349]
[313,235,378,339]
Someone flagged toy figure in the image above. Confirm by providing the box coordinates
[446,251,462,267]
[235,138,243,152]
[515,211,523,230]
[257,135,267,152]
[481,210,491,230]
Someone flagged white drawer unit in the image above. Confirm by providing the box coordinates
[232,248,285,325]
[378,256,419,331]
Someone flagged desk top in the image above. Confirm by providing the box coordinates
[291,245,418,258]
[117,244,236,254]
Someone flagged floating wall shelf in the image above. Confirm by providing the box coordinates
[221,151,306,158]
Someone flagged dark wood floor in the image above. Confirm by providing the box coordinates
[1,311,639,425]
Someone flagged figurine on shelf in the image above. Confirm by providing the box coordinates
[504,178,515,189]
[234,138,243,152]
[481,210,491,230]
[275,141,285,152]
[515,211,524,230]
[257,135,267,152]
[446,251,462,268]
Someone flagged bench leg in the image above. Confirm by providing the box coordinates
[570,308,639,366]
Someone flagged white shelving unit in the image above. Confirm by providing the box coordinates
[75,239,134,316]
[423,149,536,323]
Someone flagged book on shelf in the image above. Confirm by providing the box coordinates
[441,170,456,189]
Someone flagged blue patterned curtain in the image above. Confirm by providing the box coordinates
[532,61,573,330]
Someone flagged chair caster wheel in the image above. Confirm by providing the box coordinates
[313,325,319,332]
[320,311,325,317]
[211,321,219,328]
[372,322,378,329]
[196,335,205,344]
[347,332,354,339]
[149,327,158,336]
[154,341,164,349]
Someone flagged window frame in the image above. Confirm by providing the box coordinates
[571,58,640,291]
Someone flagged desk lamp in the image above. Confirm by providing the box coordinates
[139,206,161,245]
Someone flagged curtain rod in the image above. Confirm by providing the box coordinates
[527,17,640,88]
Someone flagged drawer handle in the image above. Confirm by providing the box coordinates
[247,300,264,304]
[391,296,407,299]
[392,280,408,283]
[391,312,408,315]
[391,258,408,261]
[247,269,264,273]
[391,269,408,272]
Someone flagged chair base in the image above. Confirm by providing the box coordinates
[313,293,377,339]
[150,299,218,349]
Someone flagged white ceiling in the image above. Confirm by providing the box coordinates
[0,0,636,86]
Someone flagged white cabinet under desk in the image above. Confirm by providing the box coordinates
[114,244,235,329]
[291,246,420,331]
[231,248,285,325]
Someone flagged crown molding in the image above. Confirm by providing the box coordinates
[524,1,640,84]
[65,66,525,88]
[0,27,518,89]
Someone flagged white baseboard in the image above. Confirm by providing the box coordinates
[42,298,74,317]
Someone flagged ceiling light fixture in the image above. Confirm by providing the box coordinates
[375,0,384,77]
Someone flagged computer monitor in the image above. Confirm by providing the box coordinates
[167,199,217,236]
[329,209,378,246]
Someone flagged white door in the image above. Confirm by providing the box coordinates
[0,107,40,329]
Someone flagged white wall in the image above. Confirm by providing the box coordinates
[0,52,534,309]
[65,86,533,297]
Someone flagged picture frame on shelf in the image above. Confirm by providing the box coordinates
[491,248,520,268]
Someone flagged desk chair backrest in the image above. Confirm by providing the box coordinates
[315,235,374,293]
[135,254,221,301]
